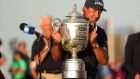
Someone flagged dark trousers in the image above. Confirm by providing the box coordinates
[87,76,97,79]
[87,73,97,79]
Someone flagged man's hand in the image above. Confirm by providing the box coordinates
[135,73,140,79]
[90,29,98,48]
[52,30,62,44]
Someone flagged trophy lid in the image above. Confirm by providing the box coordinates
[64,4,87,23]
[66,4,81,17]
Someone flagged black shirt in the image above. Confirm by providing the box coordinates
[78,25,108,75]
[31,37,66,72]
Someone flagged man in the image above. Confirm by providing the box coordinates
[31,15,65,79]
[125,32,140,79]
[78,0,109,78]
[58,0,108,78]
[55,0,108,78]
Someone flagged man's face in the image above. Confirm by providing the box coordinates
[40,18,53,38]
[82,6,102,23]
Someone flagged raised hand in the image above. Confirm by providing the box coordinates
[89,28,98,48]
[52,30,62,44]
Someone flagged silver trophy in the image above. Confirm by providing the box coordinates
[52,4,97,79]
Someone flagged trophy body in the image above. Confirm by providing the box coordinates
[61,22,88,79]
[52,4,97,79]
[61,22,88,59]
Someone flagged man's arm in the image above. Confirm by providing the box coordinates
[34,48,49,65]
[93,46,108,65]
[51,44,63,61]
[30,61,37,79]
[34,38,49,65]
[51,30,63,61]
[90,29,108,65]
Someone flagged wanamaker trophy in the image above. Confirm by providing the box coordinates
[52,4,97,79]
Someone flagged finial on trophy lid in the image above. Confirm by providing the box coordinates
[73,4,77,12]
[66,4,81,17]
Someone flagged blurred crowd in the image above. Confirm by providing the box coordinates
[9,41,37,79]
[98,59,127,79]
[0,39,37,79]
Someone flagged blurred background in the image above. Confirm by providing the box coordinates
[0,0,140,79]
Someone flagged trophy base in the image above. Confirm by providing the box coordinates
[63,59,87,79]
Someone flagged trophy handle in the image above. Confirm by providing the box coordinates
[88,20,98,32]
[52,18,62,31]
[52,18,65,45]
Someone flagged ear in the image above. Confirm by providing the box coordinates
[83,6,87,11]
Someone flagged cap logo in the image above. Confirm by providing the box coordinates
[94,0,103,6]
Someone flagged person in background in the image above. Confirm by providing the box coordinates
[109,59,127,79]
[98,65,112,79]
[31,15,66,79]
[0,39,6,79]
[18,42,34,79]
[125,32,140,79]
[10,51,27,79]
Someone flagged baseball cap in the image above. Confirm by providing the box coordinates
[84,0,107,11]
